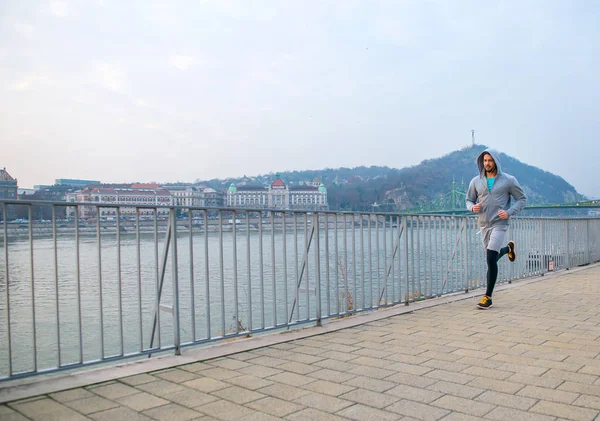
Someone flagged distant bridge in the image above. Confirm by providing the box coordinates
[399,181,600,215]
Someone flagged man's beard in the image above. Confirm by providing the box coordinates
[485,165,496,175]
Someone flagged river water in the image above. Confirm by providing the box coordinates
[0,216,567,376]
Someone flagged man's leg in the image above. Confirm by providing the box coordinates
[497,245,509,260]
[486,249,499,297]
[478,227,507,309]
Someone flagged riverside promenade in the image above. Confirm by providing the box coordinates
[2,264,600,421]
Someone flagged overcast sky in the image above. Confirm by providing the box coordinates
[1,1,599,198]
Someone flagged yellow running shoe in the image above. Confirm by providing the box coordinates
[477,296,492,309]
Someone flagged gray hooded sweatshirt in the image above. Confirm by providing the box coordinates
[466,148,527,228]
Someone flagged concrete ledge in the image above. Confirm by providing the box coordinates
[1,262,597,403]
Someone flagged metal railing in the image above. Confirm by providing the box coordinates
[1,199,599,380]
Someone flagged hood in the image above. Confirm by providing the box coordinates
[476,148,503,177]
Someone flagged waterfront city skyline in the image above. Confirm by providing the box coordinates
[1,1,599,198]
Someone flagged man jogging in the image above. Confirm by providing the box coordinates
[466,148,527,309]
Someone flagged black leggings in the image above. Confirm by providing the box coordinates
[485,246,509,297]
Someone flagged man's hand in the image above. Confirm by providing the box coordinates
[498,210,509,220]
[472,203,482,213]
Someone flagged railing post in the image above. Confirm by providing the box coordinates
[170,208,181,355]
[566,220,571,269]
[539,220,545,275]
[463,218,469,292]
[586,219,591,265]
[403,216,409,305]
[313,213,322,326]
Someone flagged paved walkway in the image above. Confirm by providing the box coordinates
[2,264,600,421]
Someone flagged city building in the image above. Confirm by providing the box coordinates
[164,185,205,209]
[37,184,77,201]
[164,184,226,210]
[0,168,18,200]
[55,178,100,188]
[65,184,171,218]
[226,173,328,210]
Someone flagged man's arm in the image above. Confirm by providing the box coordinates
[466,179,478,212]
[507,177,527,216]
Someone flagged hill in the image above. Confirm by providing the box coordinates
[198,145,585,211]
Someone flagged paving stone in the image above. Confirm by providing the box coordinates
[163,388,219,408]
[9,398,90,421]
[198,367,243,380]
[347,365,395,379]
[0,406,31,421]
[276,361,320,375]
[223,374,274,390]
[494,362,550,376]
[475,390,537,411]
[430,395,495,417]
[385,384,443,404]
[350,356,393,368]
[517,385,579,404]
[426,380,485,399]
[238,365,283,378]
[460,366,513,380]
[353,347,394,359]
[210,385,265,404]
[267,371,316,387]
[420,359,469,373]
[207,357,252,370]
[237,412,282,421]
[285,407,348,421]
[385,399,450,421]
[181,377,229,393]
[9,397,67,418]
[342,375,396,392]
[49,388,95,402]
[467,377,525,394]
[281,352,325,364]
[529,400,599,421]
[136,379,188,397]
[63,395,119,414]
[300,379,355,397]
[256,383,312,401]
[142,403,203,421]
[313,358,359,372]
[120,373,160,386]
[483,406,556,421]
[419,351,463,362]
[319,350,360,361]
[505,372,564,389]
[542,368,599,385]
[116,391,169,411]
[307,368,356,383]
[335,403,401,421]
[437,413,483,421]
[424,369,476,385]
[88,382,139,399]
[194,399,256,420]
[339,388,399,409]
[386,372,438,388]
[245,396,305,417]
[293,392,353,413]
[560,382,600,398]
[572,394,600,410]
[154,369,202,383]
[246,356,288,367]
[179,362,213,373]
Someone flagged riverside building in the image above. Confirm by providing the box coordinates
[226,174,328,211]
